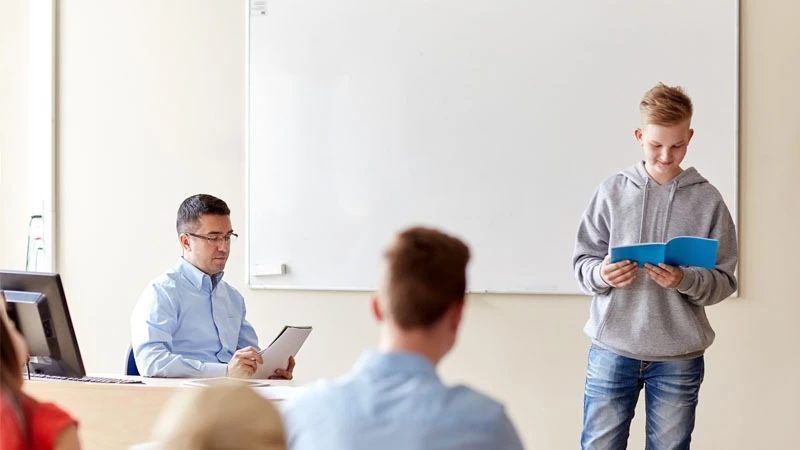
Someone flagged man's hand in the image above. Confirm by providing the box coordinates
[226,346,263,379]
[600,255,638,288]
[269,356,295,380]
[644,263,684,289]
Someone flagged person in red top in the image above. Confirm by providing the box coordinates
[0,293,81,450]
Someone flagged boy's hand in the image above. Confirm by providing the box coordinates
[644,263,684,288]
[600,255,637,288]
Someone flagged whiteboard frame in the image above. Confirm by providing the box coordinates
[244,0,740,294]
[28,0,57,272]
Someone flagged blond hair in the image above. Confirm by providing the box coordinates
[152,383,286,450]
[640,83,693,126]
[381,226,470,329]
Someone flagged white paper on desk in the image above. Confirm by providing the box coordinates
[181,377,271,388]
[253,326,312,379]
[253,385,308,401]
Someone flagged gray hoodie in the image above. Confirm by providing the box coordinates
[573,161,738,360]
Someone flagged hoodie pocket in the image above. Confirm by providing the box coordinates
[584,291,617,340]
[591,284,712,358]
[687,304,715,348]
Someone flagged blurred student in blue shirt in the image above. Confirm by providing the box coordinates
[281,226,524,450]
[131,194,294,379]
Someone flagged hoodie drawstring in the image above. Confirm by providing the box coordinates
[638,178,649,243]
[639,177,679,243]
[662,182,677,242]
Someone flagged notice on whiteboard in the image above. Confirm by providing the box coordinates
[250,0,267,16]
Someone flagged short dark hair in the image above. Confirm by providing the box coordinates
[383,226,471,329]
[176,194,231,234]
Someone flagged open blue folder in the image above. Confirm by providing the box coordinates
[609,236,718,269]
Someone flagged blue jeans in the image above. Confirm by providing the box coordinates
[581,345,704,450]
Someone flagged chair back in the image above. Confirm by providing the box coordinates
[126,345,140,376]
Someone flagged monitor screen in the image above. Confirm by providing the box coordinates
[0,271,85,378]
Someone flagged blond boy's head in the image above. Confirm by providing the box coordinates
[153,383,286,450]
[639,83,693,126]
[635,83,695,183]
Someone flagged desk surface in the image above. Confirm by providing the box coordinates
[23,375,301,450]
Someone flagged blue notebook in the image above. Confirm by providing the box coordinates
[609,236,718,269]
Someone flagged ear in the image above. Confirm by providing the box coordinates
[371,296,384,323]
[179,234,191,252]
[687,128,694,143]
[634,128,643,144]
[448,299,465,332]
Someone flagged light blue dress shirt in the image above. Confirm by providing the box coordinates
[282,351,525,450]
[131,258,259,377]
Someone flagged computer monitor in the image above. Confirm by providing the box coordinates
[0,270,86,378]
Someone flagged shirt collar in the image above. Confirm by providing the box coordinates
[175,258,224,291]
[353,351,439,380]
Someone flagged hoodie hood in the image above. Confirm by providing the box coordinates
[620,161,708,189]
[620,162,709,243]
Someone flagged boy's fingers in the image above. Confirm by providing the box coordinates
[607,263,636,280]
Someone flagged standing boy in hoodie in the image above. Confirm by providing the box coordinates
[573,83,738,450]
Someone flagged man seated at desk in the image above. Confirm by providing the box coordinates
[131,194,294,379]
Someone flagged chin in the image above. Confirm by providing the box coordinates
[657,164,677,174]
[209,262,227,273]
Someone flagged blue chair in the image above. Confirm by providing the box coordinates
[126,345,140,376]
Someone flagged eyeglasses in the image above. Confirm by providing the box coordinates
[185,232,238,245]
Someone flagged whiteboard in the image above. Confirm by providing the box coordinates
[246,0,738,294]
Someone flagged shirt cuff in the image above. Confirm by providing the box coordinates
[202,362,228,378]
[676,267,696,292]
[592,264,610,290]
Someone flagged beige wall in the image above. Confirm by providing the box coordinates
[0,0,29,270]
[1,0,797,448]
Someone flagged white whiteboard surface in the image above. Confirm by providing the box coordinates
[247,0,738,294]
